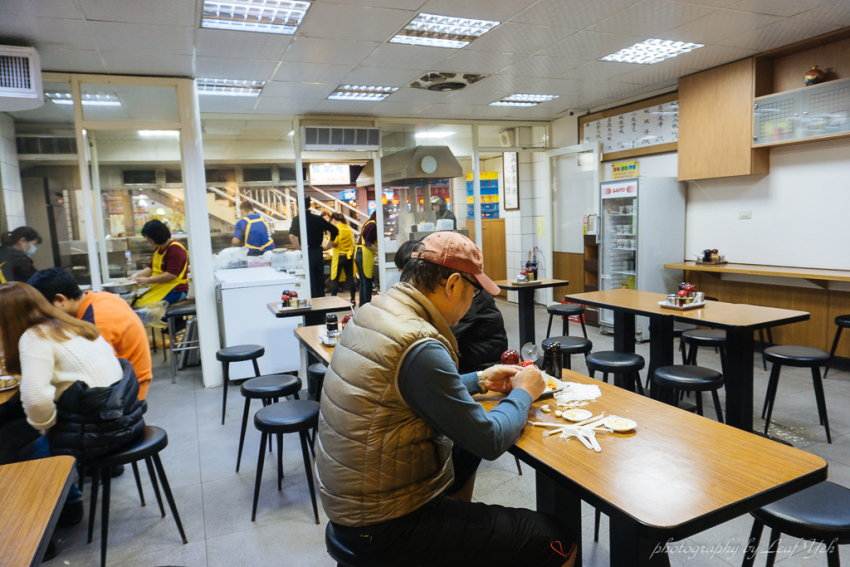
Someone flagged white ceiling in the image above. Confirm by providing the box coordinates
[1,0,847,122]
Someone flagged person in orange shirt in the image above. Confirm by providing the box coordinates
[28,268,153,400]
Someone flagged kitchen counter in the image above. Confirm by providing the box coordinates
[664,261,850,287]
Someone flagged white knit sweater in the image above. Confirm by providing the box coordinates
[19,328,123,430]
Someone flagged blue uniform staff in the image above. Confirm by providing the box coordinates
[232,202,275,256]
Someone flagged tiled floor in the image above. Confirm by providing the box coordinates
[49,299,850,566]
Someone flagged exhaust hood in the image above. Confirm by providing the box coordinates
[356,146,463,187]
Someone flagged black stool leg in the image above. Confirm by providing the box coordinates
[719,347,728,377]
[742,519,764,567]
[252,432,267,521]
[145,456,166,518]
[679,338,687,365]
[562,312,569,337]
[589,369,595,379]
[546,313,554,339]
[252,358,262,378]
[602,372,608,384]
[563,354,572,371]
[100,472,111,567]
[87,467,100,543]
[688,344,698,365]
[277,433,284,490]
[827,543,840,567]
[825,327,842,379]
[152,453,188,544]
[131,461,146,506]
[222,362,230,425]
[711,389,724,424]
[695,391,704,416]
[594,509,601,542]
[764,528,781,567]
[580,315,587,339]
[237,398,251,472]
[762,362,781,420]
[300,430,320,525]
[514,456,522,476]
[763,365,783,436]
[811,366,832,443]
[759,329,767,371]
[633,372,644,396]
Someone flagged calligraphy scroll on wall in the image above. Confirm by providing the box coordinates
[583,100,679,154]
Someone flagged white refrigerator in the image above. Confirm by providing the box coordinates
[598,177,686,340]
[215,267,303,379]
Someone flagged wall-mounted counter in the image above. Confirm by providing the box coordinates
[664,261,850,358]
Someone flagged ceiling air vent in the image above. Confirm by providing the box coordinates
[301,126,381,152]
[409,72,487,92]
[0,46,43,112]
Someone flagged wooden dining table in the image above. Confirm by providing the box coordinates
[0,456,76,567]
[494,279,569,348]
[563,289,809,432]
[267,295,352,326]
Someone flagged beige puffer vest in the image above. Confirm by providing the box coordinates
[316,283,459,527]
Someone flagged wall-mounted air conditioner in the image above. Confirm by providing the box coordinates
[499,126,534,148]
[301,126,381,152]
[0,46,43,112]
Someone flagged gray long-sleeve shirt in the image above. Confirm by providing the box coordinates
[397,341,532,461]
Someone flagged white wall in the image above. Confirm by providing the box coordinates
[686,138,850,270]
[0,113,25,229]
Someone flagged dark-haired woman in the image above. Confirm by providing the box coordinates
[323,212,356,302]
[0,226,42,283]
[129,219,189,308]
[354,211,378,306]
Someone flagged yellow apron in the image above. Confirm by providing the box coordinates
[240,215,274,252]
[356,219,376,280]
[135,241,189,307]
[0,262,6,284]
[330,224,355,281]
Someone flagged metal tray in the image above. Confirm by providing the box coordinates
[658,301,706,311]
[510,280,543,286]
[694,260,727,265]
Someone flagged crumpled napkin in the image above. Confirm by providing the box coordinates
[554,382,601,406]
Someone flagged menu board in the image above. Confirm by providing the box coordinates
[583,100,678,154]
[310,163,350,185]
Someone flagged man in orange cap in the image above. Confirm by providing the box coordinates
[316,232,575,567]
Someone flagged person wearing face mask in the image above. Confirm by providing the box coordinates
[0,226,42,284]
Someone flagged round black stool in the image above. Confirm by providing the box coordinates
[236,374,303,472]
[308,363,328,402]
[762,346,832,443]
[586,351,645,395]
[654,365,724,423]
[83,426,187,567]
[217,344,264,425]
[542,336,592,370]
[252,401,320,524]
[824,314,850,379]
[681,329,727,375]
[165,299,197,383]
[545,303,587,339]
[326,522,400,567]
[742,481,850,567]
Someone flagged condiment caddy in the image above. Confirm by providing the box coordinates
[659,282,706,310]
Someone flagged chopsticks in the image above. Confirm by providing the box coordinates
[541,413,607,437]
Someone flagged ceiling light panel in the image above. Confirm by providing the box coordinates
[197,78,265,96]
[327,85,398,102]
[201,0,311,35]
[390,13,500,49]
[46,92,122,106]
[490,93,559,107]
[600,39,704,65]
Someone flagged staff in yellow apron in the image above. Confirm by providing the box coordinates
[232,202,275,256]
[354,211,378,307]
[129,220,189,307]
[323,212,356,300]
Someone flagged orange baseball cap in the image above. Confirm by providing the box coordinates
[411,232,501,296]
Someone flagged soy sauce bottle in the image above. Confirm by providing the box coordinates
[542,341,562,379]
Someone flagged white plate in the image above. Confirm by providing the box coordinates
[561,408,592,422]
[540,375,569,397]
[605,417,637,432]
[0,376,19,392]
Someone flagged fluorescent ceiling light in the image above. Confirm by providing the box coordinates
[197,78,265,97]
[139,130,180,138]
[489,94,558,107]
[600,39,704,65]
[46,92,122,107]
[390,13,499,49]
[415,132,454,138]
[201,0,310,35]
[327,85,398,102]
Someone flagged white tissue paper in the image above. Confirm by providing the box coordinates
[554,383,602,406]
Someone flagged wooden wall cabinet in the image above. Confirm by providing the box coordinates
[678,58,770,181]
[467,219,507,298]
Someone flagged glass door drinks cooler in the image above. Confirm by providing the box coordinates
[598,177,686,339]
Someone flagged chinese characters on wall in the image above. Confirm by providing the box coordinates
[583,101,679,153]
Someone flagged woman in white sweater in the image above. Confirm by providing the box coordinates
[0,282,123,432]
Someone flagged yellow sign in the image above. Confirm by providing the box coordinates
[612,160,639,180]
[465,172,499,181]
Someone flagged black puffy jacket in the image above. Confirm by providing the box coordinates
[450,292,509,374]
[49,359,147,461]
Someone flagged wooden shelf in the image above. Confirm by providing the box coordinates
[665,261,850,288]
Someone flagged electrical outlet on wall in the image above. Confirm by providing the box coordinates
[739,211,752,219]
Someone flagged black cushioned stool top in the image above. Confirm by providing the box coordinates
[764,346,830,367]
[752,482,850,544]
[681,329,726,344]
[165,299,196,318]
[836,314,850,328]
[586,351,645,373]
[216,344,264,362]
[241,374,302,399]
[84,426,167,467]
[254,400,319,434]
[542,336,592,354]
[547,303,585,316]
[326,523,400,567]
[654,365,723,392]
[308,363,328,379]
